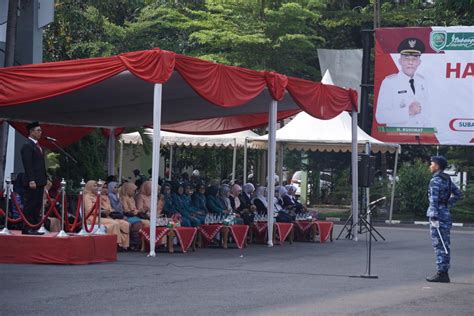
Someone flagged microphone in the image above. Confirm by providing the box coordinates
[368,196,386,206]
[44,136,58,142]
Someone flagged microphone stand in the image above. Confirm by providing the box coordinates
[351,197,386,280]
[45,138,77,164]
[45,138,78,233]
[45,138,78,185]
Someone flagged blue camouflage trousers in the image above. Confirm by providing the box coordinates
[430,221,452,272]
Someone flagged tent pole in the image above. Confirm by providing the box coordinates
[389,147,400,224]
[278,143,284,185]
[107,128,116,176]
[118,140,124,183]
[351,108,359,241]
[243,138,248,185]
[149,84,162,257]
[168,145,173,181]
[232,139,237,183]
[267,100,277,247]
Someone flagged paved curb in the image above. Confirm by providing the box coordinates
[322,217,473,228]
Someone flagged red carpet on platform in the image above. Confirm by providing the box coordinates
[0,231,117,265]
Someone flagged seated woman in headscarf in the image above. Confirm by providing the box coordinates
[170,182,194,227]
[240,183,256,210]
[206,185,227,215]
[252,186,268,215]
[161,182,175,217]
[218,184,244,224]
[275,186,295,223]
[218,184,233,213]
[231,183,255,225]
[100,183,130,249]
[120,182,150,227]
[108,182,142,249]
[285,184,306,213]
[136,180,162,219]
[192,183,209,215]
[184,183,205,226]
[83,180,127,249]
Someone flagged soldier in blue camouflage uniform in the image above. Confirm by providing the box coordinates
[426,156,462,283]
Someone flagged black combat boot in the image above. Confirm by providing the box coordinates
[426,271,450,283]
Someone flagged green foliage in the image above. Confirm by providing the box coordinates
[56,130,107,186]
[396,159,431,217]
[452,183,474,222]
[41,0,473,193]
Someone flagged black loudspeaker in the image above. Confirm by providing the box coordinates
[358,154,375,187]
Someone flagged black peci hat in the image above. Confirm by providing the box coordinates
[26,121,40,132]
[398,37,425,56]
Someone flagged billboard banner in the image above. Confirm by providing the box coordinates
[372,26,474,145]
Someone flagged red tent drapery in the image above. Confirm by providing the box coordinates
[161,110,301,135]
[8,122,94,149]
[0,48,357,121]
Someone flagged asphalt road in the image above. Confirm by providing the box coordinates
[1,225,473,315]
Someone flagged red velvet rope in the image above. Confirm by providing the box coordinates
[10,191,60,228]
[47,192,89,232]
[2,192,93,233]
[84,197,100,233]
[0,207,23,224]
[65,194,83,232]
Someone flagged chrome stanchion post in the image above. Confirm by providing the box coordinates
[95,179,106,235]
[0,177,12,235]
[77,179,88,236]
[37,186,49,234]
[56,178,69,237]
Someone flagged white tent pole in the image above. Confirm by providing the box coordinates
[243,138,248,185]
[118,140,124,183]
[168,145,173,181]
[267,100,277,247]
[107,128,116,176]
[277,143,284,185]
[231,139,237,183]
[389,146,400,224]
[149,84,162,257]
[351,108,359,241]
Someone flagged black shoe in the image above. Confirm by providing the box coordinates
[22,229,45,236]
[426,271,450,283]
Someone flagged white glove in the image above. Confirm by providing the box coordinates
[430,219,440,228]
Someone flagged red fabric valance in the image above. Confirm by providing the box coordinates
[9,122,93,149]
[0,48,175,107]
[0,48,357,129]
[118,49,175,83]
[101,128,125,138]
[174,54,268,107]
[286,77,357,120]
[161,109,300,135]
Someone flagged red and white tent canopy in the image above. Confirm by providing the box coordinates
[0,48,358,254]
[0,49,356,129]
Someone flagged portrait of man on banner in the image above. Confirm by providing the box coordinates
[376,37,432,129]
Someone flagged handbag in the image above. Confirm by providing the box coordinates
[109,211,124,220]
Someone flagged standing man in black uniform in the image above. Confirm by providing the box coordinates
[20,122,47,235]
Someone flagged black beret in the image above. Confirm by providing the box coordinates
[398,37,425,56]
[26,121,40,131]
[431,156,448,170]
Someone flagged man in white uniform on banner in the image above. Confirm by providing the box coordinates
[376,38,432,128]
